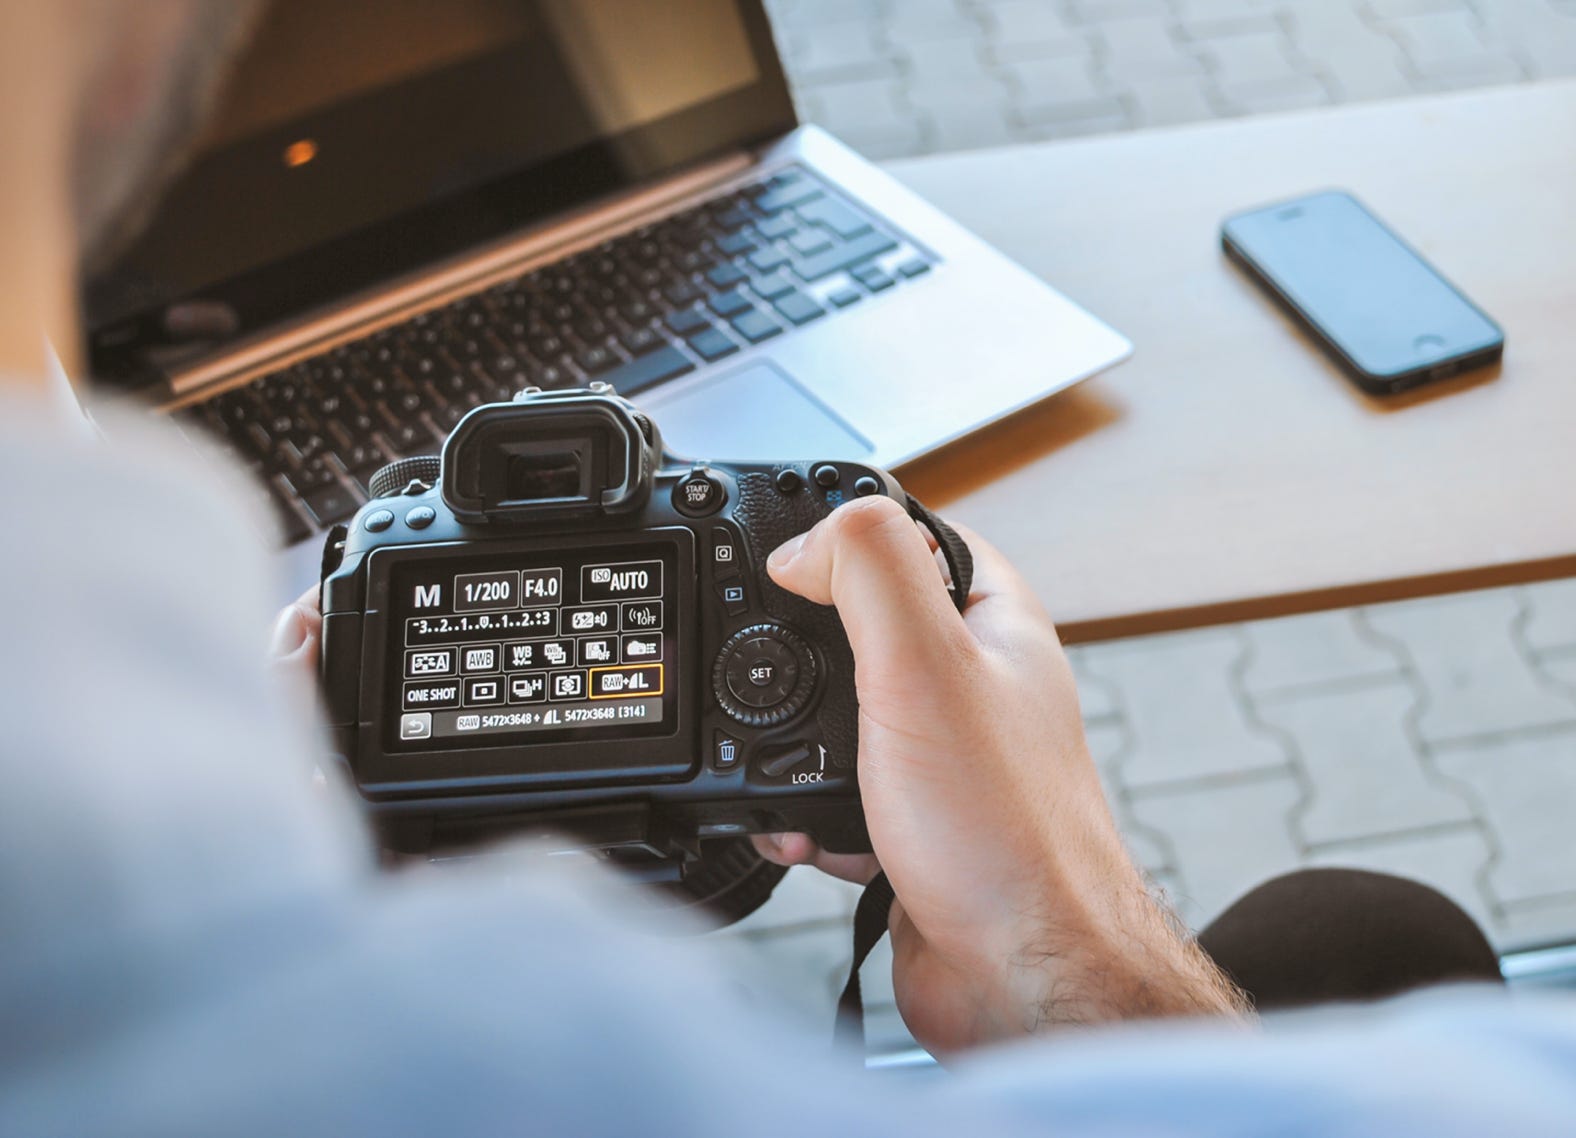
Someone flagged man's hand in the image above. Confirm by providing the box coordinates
[269,585,322,685]
[755,497,1249,1055]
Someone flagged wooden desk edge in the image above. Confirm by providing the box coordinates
[1058,553,1576,645]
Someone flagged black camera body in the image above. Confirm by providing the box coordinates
[319,389,913,864]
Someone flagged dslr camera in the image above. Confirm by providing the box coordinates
[319,387,965,919]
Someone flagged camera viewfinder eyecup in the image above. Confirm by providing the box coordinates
[440,387,659,525]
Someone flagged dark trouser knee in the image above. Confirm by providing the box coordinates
[1196,867,1502,1012]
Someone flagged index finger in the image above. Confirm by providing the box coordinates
[766,495,977,686]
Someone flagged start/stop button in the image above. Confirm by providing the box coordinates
[673,468,725,517]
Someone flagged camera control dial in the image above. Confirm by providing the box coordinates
[368,455,443,500]
[712,623,817,727]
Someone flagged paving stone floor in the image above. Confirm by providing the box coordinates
[711,0,1576,1052]
[719,581,1576,1050]
[764,0,1576,159]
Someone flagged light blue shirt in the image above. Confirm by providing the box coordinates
[3,398,1573,1136]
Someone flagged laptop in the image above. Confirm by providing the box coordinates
[83,0,1130,580]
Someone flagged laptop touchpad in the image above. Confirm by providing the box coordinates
[642,361,874,462]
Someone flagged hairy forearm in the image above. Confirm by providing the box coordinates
[1019,878,1255,1032]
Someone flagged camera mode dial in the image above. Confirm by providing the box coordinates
[368,455,442,500]
[712,623,817,728]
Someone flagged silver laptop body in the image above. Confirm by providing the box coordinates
[83,0,1129,590]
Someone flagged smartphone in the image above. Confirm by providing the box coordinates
[1221,190,1504,395]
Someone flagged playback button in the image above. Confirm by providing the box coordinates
[714,577,748,616]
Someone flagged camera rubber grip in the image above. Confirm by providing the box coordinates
[728,475,971,777]
[731,472,861,768]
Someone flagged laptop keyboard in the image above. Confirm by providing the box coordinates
[173,165,934,546]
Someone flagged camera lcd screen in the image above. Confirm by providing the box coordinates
[385,542,679,751]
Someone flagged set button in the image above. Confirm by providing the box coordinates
[712,622,817,727]
[724,636,800,708]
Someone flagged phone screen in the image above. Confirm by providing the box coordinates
[1222,191,1502,384]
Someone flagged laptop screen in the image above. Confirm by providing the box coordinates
[86,0,794,383]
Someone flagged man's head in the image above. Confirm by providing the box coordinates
[69,0,259,273]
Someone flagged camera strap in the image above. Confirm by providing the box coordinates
[905,496,974,616]
[833,499,972,1058]
[834,870,896,1054]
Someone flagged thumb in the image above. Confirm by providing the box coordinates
[269,587,324,670]
[270,603,313,660]
[766,496,974,689]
